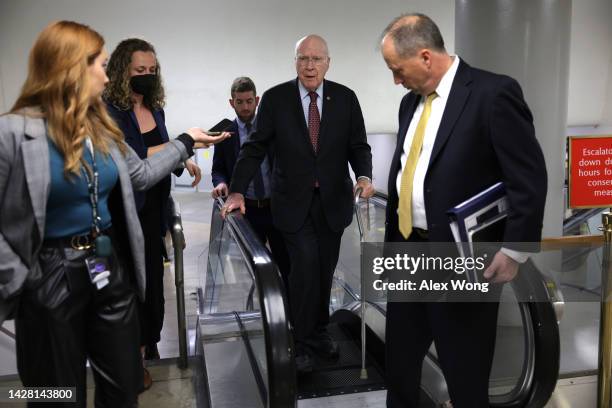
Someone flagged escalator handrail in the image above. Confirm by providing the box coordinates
[354,187,370,238]
[563,208,603,233]
[211,198,297,408]
[0,324,14,340]
[167,196,188,369]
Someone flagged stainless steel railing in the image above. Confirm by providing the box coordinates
[354,187,370,380]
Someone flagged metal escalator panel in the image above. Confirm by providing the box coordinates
[198,313,266,408]
[197,198,296,408]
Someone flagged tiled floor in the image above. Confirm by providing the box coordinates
[0,362,196,408]
[158,190,213,359]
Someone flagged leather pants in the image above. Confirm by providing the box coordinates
[15,241,142,407]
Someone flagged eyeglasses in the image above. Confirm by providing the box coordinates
[296,56,328,66]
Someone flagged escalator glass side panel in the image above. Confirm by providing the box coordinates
[200,221,261,315]
[200,199,296,408]
[335,200,387,304]
[530,245,601,378]
[200,201,267,316]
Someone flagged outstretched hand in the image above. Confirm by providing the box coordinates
[186,128,232,148]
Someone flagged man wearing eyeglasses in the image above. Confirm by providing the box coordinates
[223,35,374,373]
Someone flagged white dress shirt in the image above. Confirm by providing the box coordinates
[396,55,460,229]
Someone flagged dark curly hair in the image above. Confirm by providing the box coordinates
[103,38,165,111]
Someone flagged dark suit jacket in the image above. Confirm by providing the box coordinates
[230,79,372,233]
[385,60,547,245]
[211,119,274,189]
[105,103,180,234]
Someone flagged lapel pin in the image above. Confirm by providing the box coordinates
[326,96,331,101]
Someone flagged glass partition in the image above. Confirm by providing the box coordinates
[201,217,261,315]
[198,198,295,408]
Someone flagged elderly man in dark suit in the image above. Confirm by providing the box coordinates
[212,77,290,289]
[380,13,547,408]
[223,35,374,372]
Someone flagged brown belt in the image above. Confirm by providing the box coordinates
[244,198,270,208]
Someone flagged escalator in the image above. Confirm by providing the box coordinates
[197,197,295,407]
[195,195,562,407]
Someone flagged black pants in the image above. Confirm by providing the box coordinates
[385,229,499,408]
[386,301,499,408]
[15,243,142,407]
[138,193,165,347]
[281,191,342,342]
[245,205,291,292]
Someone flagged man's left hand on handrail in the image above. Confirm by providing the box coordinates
[355,177,375,199]
[221,192,245,219]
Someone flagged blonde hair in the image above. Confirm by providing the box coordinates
[11,20,126,177]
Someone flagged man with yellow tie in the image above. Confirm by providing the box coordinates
[380,13,547,408]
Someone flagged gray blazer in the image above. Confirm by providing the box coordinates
[0,110,190,323]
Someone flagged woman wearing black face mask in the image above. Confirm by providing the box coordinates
[103,38,202,390]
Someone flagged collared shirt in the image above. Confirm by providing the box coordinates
[298,80,323,124]
[236,117,272,199]
[395,55,526,263]
[396,55,460,230]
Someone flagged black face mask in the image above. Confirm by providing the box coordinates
[129,74,156,96]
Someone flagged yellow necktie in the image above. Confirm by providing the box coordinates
[398,92,438,239]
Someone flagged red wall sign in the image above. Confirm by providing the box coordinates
[568,135,612,208]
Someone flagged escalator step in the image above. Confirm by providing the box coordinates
[298,366,386,399]
[298,323,386,399]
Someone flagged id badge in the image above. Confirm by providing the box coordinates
[85,256,111,290]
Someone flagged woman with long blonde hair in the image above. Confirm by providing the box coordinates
[0,21,229,407]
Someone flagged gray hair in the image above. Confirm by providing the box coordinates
[382,13,446,57]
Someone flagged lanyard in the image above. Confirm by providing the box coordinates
[83,137,102,237]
